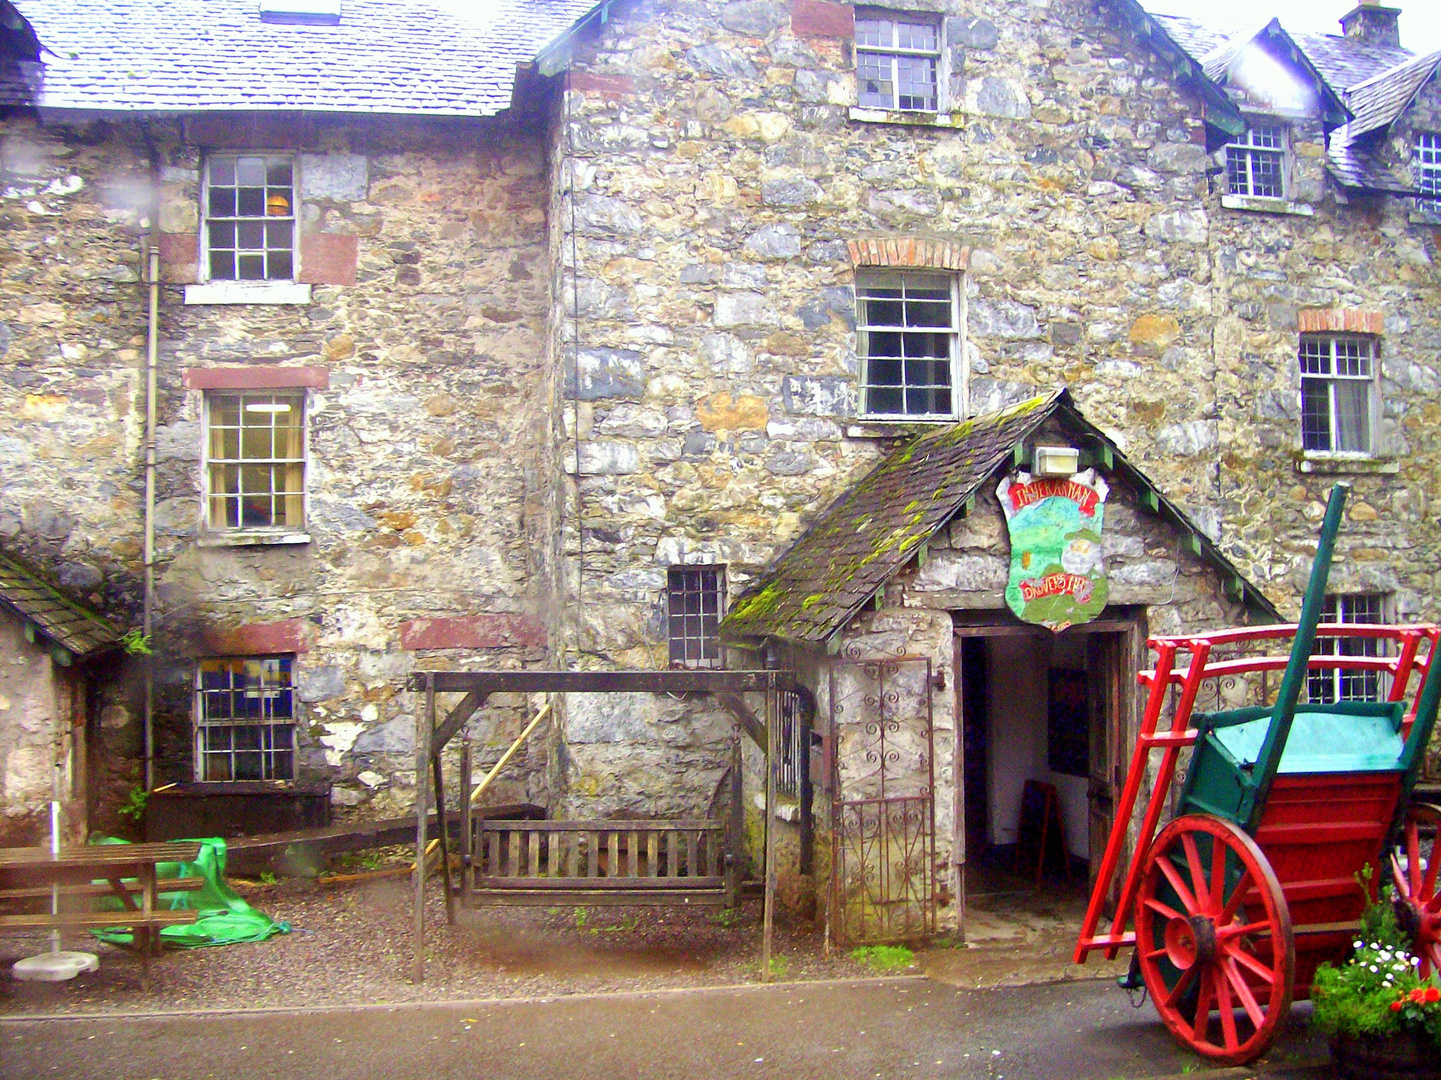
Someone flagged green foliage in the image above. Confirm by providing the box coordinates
[709,906,741,928]
[259,871,277,886]
[850,944,916,971]
[573,906,588,930]
[119,629,152,656]
[116,786,148,825]
[1311,896,1441,1046]
[764,955,791,978]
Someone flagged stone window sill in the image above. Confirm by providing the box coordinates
[184,282,313,306]
[1296,454,1399,475]
[846,419,955,439]
[848,106,963,129]
[1221,194,1314,217]
[197,530,312,548]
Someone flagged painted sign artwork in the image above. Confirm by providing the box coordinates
[996,469,1109,632]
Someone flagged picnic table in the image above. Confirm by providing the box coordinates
[0,841,204,986]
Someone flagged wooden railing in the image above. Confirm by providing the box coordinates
[471,818,737,907]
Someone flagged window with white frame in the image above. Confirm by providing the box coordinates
[1417,132,1441,213]
[195,656,297,781]
[1307,594,1388,704]
[1225,123,1287,199]
[1299,334,1375,453]
[204,390,307,532]
[203,154,296,282]
[667,565,725,669]
[855,11,941,112]
[855,270,959,419]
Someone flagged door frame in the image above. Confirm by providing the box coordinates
[951,608,1145,933]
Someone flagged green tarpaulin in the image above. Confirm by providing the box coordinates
[90,836,288,948]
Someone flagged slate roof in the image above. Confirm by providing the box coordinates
[6,0,598,116]
[1136,7,1436,196]
[0,551,122,660]
[721,390,1277,646]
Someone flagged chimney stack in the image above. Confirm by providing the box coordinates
[1340,2,1402,49]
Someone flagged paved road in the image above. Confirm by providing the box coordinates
[0,976,1327,1080]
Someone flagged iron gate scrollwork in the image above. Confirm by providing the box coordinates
[829,655,936,944]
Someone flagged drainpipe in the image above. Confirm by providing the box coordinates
[142,153,161,793]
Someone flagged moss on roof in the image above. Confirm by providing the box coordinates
[720,388,1278,646]
[0,551,122,659]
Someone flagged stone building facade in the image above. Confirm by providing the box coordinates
[0,0,1438,929]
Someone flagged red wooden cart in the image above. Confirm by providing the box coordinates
[1074,484,1441,1064]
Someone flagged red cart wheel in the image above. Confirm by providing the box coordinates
[1392,803,1441,978]
[1135,815,1294,1066]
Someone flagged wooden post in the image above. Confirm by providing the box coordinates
[411,674,433,984]
[432,750,455,926]
[762,681,776,983]
[725,735,742,910]
[460,740,473,902]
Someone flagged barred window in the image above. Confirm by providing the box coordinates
[204,154,296,282]
[1417,133,1441,213]
[856,12,940,111]
[1299,334,1375,453]
[1308,595,1388,704]
[1226,124,1287,199]
[205,391,306,531]
[668,566,724,669]
[195,657,297,781]
[855,270,959,419]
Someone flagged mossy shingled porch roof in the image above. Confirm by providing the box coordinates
[721,389,1278,647]
[0,550,122,660]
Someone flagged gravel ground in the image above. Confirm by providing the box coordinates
[0,873,876,1016]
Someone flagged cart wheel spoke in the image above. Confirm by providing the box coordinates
[1182,833,1209,912]
[1408,828,1423,895]
[1224,941,1277,985]
[1191,966,1215,1042]
[1163,962,1199,1009]
[1143,897,1186,922]
[1156,856,1199,914]
[1216,920,1272,943]
[1222,957,1267,1030]
[1213,962,1240,1052]
[1217,868,1254,927]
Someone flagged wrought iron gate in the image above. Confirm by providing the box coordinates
[828,655,936,944]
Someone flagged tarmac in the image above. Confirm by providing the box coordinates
[0,973,1334,1080]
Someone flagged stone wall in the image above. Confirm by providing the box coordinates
[0,113,559,814]
[543,0,1441,819]
[0,614,70,845]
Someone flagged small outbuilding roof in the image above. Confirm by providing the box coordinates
[0,551,123,661]
[721,390,1278,647]
[8,0,597,117]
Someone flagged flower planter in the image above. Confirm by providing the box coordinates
[1333,1033,1441,1080]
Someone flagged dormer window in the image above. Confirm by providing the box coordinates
[1226,123,1287,199]
[259,0,341,24]
[1417,132,1441,213]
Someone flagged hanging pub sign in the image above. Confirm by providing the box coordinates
[996,469,1109,632]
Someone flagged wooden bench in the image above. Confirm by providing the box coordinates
[0,842,205,986]
[471,819,738,907]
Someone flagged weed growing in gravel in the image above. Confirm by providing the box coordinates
[850,945,915,971]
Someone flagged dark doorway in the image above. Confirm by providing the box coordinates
[953,614,1139,928]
